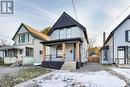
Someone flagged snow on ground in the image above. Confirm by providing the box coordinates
[111,67,130,79]
[34,70,126,87]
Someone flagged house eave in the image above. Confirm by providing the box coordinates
[40,38,83,46]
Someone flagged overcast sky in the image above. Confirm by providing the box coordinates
[0,0,130,46]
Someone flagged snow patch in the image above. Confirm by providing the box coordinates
[111,67,130,79]
[34,70,126,87]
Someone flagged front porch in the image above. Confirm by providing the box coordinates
[41,38,83,69]
[115,46,130,65]
[0,45,34,65]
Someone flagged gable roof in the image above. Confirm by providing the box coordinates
[104,15,130,45]
[48,12,89,44]
[12,23,49,41]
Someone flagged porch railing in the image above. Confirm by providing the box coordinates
[115,58,130,64]
[45,54,64,61]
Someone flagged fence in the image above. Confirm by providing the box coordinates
[88,56,100,63]
[115,58,130,64]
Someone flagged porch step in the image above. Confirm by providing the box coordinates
[61,62,76,70]
[42,61,64,69]
[117,64,130,69]
[10,61,22,67]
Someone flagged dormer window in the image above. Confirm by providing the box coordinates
[19,33,29,43]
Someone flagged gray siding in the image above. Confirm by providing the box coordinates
[49,26,88,62]
[101,19,130,64]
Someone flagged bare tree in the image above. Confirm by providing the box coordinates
[88,38,96,56]
[0,38,8,46]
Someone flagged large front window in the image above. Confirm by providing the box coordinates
[26,47,33,57]
[5,49,18,57]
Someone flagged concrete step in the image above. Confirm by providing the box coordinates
[61,62,76,70]
[117,64,130,69]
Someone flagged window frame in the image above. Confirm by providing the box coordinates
[125,30,130,42]
[59,27,72,39]
[26,47,34,57]
[66,28,71,38]
[56,45,62,58]
[19,32,29,43]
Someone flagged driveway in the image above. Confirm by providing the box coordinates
[75,62,105,72]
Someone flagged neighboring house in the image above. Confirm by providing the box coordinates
[0,23,48,65]
[100,15,130,65]
[41,12,89,69]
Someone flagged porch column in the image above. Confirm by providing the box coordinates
[62,43,66,61]
[42,45,46,62]
[76,42,80,62]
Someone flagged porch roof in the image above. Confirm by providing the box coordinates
[0,45,24,50]
[40,38,83,46]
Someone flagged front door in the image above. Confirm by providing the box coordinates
[65,44,74,62]
[117,46,125,64]
[128,47,130,64]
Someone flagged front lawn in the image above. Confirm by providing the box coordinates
[0,59,11,67]
[0,67,51,87]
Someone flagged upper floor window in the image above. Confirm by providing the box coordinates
[59,29,66,39]
[125,30,130,42]
[19,33,29,43]
[67,28,71,38]
[59,28,71,39]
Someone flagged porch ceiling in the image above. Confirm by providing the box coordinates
[40,38,83,46]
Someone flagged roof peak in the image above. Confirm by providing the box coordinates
[12,23,49,40]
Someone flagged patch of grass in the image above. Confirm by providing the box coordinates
[0,59,11,67]
[0,67,51,87]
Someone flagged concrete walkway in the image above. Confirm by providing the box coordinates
[75,62,105,72]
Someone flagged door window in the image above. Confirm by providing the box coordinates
[103,50,109,61]
[56,45,62,58]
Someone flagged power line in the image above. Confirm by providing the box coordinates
[72,0,78,21]
[104,5,130,31]
[92,5,130,39]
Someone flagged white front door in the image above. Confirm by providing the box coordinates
[128,47,130,64]
[65,44,74,62]
[117,47,125,64]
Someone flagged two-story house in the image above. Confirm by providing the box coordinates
[41,12,89,69]
[0,23,48,65]
[100,15,130,65]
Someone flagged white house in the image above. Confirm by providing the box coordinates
[0,23,48,65]
[41,12,89,69]
[100,15,130,65]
